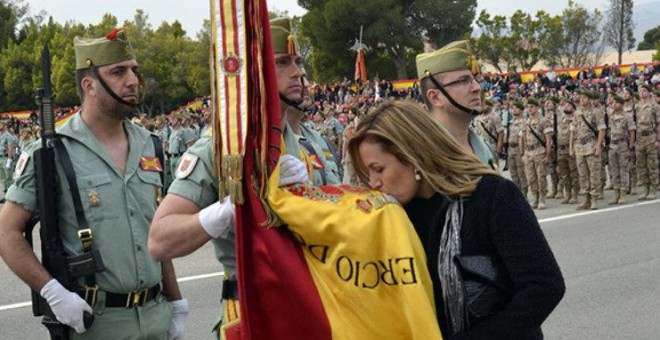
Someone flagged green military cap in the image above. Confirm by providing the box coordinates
[513,101,525,110]
[654,90,660,97]
[611,94,625,104]
[270,17,298,55]
[416,40,479,80]
[484,99,493,107]
[639,84,652,91]
[562,98,577,110]
[549,96,561,104]
[74,28,135,70]
[20,127,32,133]
[526,97,539,106]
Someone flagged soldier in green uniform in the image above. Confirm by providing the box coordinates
[0,29,187,339]
[416,40,496,168]
[570,90,606,210]
[0,121,17,194]
[634,84,660,200]
[622,88,638,194]
[520,98,553,209]
[167,112,186,177]
[147,16,341,339]
[606,94,636,204]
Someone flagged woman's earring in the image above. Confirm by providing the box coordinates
[414,169,421,181]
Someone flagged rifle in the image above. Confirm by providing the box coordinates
[32,44,94,340]
[502,110,511,171]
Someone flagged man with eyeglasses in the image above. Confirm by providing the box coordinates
[416,40,497,169]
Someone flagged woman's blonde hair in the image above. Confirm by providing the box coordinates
[348,100,497,197]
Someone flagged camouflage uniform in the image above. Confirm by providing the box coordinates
[474,111,502,161]
[634,100,659,199]
[571,105,606,209]
[505,114,528,194]
[545,109,561,198]
[556,113,579,204]
[623,101,638,193]
[521,115,553,209]
[607,109,635,204]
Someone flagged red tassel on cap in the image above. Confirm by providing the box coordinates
[105,28,121,40]
[287,35,296,55]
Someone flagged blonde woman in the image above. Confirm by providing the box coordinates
[348,100,565,339]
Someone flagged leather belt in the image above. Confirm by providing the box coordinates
[222,278,239,300]
[80,284,161,308]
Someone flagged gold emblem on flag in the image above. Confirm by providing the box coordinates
[222,53,243,77]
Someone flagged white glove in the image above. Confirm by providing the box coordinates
[4,158,11,169]
[40,278,93,334]
[278,154,309,186]
[198,196,235,239]
[166,298,189,340]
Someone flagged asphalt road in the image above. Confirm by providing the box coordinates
[1,188,659,339]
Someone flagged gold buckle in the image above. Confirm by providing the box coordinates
[83,285,98,307]
[77,228,93,251]
[125,289,149,308]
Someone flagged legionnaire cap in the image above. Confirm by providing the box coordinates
[639,84,652,91]
[527,98,539,106]
[513,101,525,110]
[74,28,135,70]
[611,94,625,104]
[549,96,560,104]
[270,17,299,55]
[485,99,493,107]
[20,127,32,134]
[654,90,660,97]
[415,40,479,80]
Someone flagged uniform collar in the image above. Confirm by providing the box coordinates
[57,112,150,178]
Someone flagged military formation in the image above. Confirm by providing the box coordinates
[486,85,660,210]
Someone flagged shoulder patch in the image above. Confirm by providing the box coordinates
[14,152,30,177]
[175,153,199,179]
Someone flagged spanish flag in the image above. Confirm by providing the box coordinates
[211,0,331,338]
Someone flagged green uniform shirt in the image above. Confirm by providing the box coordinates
[166,137,236,276]
[0,131,13,156]
[468,129,496,168]
[168,127,186,155]
[283,123,342,185]
[6,113,163,293]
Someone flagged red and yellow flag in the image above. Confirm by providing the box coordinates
[211,0,331,339]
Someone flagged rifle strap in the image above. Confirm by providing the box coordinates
[528,124,546,148]
[479,121,498,143]
[52,137,97,290]
[150,135,166,195]
[579,114,599,139]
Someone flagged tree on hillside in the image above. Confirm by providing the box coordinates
[299,0,475,82]
[604,0,635,65]
[637,25,660,50]
[542,0,604,68]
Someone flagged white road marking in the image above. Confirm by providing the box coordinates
[538,199,660,224]
[0,271,225,312]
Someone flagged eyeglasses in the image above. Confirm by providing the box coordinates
[441,75,478,88]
